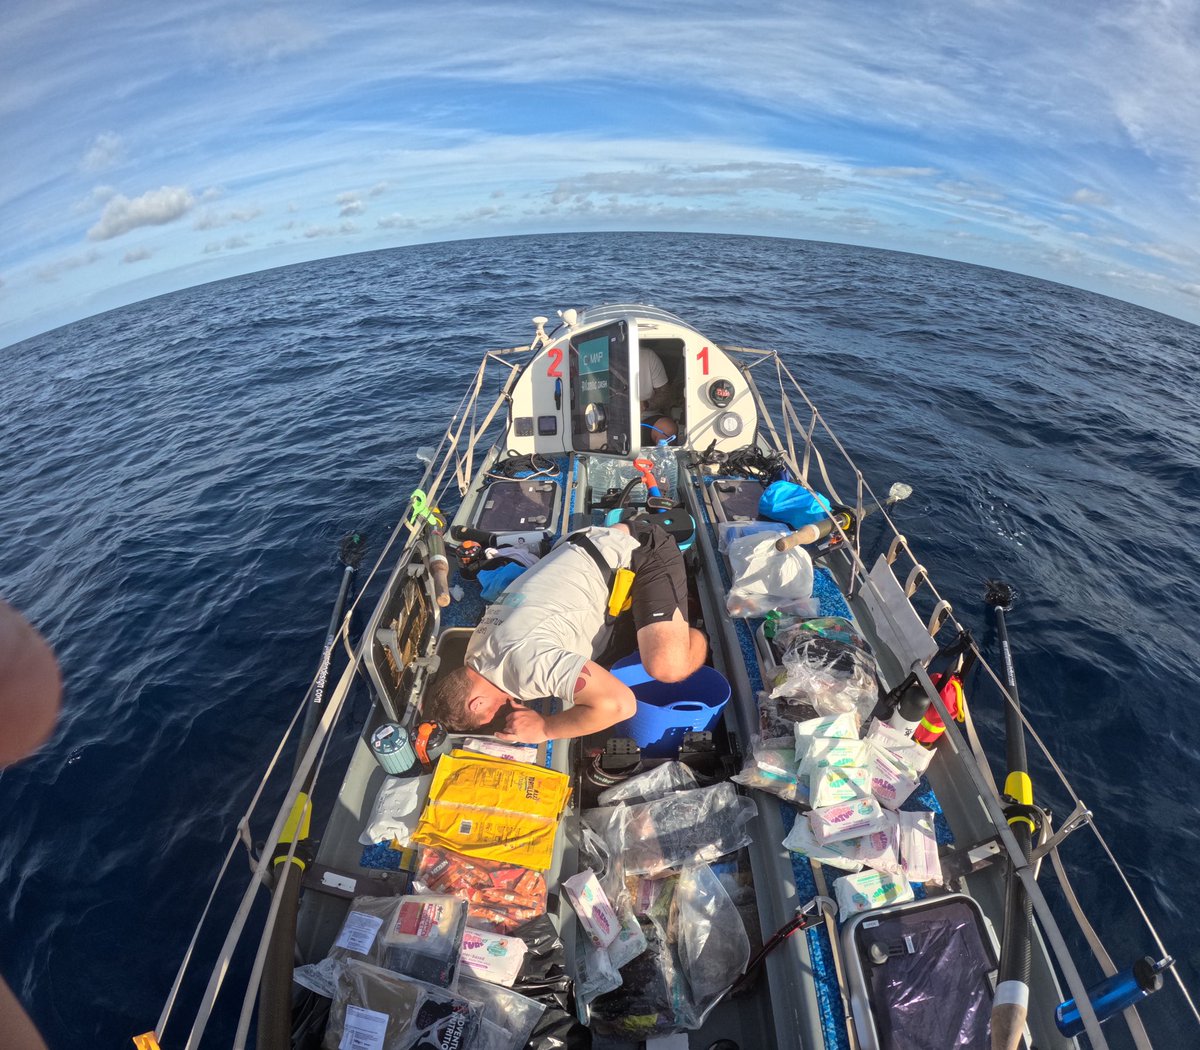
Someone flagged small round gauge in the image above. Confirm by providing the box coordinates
[715,411,743,437]
[708,379,735,407]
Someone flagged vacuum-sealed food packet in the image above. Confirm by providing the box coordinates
[329,895,402,967]
[456,974,545,1050]
[381,894,468,989]
[324,959,478,1050]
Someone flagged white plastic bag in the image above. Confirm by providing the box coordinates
[725,534,819,618]
[358,773,432,846]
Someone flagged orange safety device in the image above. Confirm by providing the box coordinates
[414,720,450,767]
[914,673,965,746]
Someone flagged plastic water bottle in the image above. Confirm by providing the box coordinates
[1055,956,1172,1037]
[648,438,677,500]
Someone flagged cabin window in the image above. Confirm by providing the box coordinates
[569,321,632,454]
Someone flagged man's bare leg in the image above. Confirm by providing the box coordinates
[636,613,707,682]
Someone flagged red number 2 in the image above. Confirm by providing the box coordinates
[546,347,563,378]
[697,345,710,376]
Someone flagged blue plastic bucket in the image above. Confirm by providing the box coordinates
[610,654,731,756]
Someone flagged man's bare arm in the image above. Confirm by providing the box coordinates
[497,661,635,743]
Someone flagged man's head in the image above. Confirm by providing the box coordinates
[421,665,511,731]
[642,415,677,446]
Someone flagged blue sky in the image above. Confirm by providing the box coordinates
[4,0,1200,347]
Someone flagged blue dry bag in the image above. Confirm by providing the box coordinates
[758,481,831,529]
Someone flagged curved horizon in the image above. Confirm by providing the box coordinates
[4,1,1200,347]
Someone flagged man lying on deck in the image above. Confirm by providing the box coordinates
[422,518,707,744]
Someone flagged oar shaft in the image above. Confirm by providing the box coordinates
[989,590,1035,1050]
[774,488,908,552]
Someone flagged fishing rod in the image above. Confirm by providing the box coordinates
[985,579,1036,1050]
[774,481,913,552]
[257,532,366,1050]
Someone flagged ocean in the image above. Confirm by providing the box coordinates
[1,232,1197,1048]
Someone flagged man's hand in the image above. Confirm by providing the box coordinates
[496,705,549,744]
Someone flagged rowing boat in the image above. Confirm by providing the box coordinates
[144,304,1186,1050]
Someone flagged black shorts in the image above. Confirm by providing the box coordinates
[626,517,688,629]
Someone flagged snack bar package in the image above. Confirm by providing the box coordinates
[416,845,548,933]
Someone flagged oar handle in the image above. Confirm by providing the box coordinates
[428,530,451,607]
[775,522,824,550]
[774,512,850,551]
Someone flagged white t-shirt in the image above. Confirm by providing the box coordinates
[639,348,668,402]
[466,527,639,702]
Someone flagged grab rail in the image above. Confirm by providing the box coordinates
[733,347,1197,1048]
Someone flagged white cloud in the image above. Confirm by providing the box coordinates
[203,236,250,253]
[122,247,152,263]
[368,182,390,197]
[82,132,123,173]
[88,186,195,240]
[1069,188,1111,207]
[857,166,937,179]
[36,249,101,282]
[337,193,364,217]
[193,206,262,230]
[205,11,322,65]
[303,221,358,238]
[377,214,418,230]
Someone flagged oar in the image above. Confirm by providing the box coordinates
[985,580,1035,1050]
[256,532,366,1050]
[295,532,367,765]
[775,482,913,551]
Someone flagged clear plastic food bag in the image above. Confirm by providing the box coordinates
[596,760,698,805]
[618,783,757,877]
[771,627,880,719]
[456,974,545,1050]
[731,742,804,805]
[675,861,750,1022]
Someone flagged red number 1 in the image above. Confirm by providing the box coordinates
[697,345,710,376]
